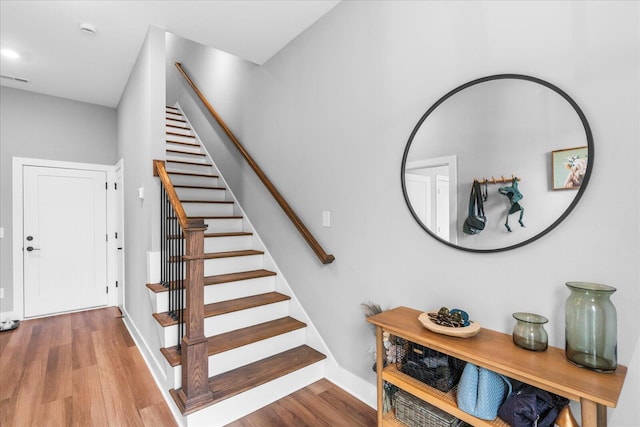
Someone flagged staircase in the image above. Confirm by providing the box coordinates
[147,105,327,426]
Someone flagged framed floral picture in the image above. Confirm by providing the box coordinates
[552,146,588,190]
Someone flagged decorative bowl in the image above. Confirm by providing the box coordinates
[418,312,481,338]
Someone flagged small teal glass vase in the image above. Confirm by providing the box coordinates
[565,282,617,372]
[512,312,548,351]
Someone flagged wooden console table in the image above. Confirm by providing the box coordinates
[367,306,627,427]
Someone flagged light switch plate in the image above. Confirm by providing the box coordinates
[0,227,4,239]
[322,211,331,227]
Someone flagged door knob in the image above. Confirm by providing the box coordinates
[26,236,34,241]
[26,246,41,252]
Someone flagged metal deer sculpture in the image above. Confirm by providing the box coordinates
[498,178,525,232]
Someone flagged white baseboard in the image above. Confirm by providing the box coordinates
[0,311,18,322]
[120,306,185,427]
[325,362,377,409]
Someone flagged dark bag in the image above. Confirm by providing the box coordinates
[463,180,486,235]
[498,383,570,427]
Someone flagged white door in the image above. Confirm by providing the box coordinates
[435,175,450,241]
[23,165,108,317]
[405,174,432,228]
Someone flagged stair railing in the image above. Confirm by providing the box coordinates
[175,62,335,265]
[154,159,213,413]
[161,183,187,352]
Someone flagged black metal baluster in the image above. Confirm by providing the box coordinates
[159,180,185,354]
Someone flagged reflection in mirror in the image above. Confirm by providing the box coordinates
[401,75,593,252]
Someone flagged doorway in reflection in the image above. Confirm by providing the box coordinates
[405,155,457,244]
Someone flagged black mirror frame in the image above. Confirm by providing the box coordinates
[401,74,594,253]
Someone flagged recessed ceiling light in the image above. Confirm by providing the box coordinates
[80,23,97,36]
[1,48,20,60]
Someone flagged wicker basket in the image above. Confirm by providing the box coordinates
[395,390,463,427]
[396,339,466,392]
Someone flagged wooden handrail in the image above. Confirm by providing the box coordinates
[154,159,190,230]
[175,62,335,264]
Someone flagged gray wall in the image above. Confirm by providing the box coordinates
[0,87,117,315]
[116,25,166,368]
[166,1,639,424]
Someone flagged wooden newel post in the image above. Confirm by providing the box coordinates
[173,219,213,414]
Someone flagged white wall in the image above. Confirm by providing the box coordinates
[0,87,116,316]
[116,25,167,376]
[163,1,639,425]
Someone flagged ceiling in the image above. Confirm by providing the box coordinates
[0,0,340,108]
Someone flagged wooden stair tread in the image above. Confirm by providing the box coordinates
[180,199,233,204]
[166,231,253,239]
[187,215,242,219]
[174,184,225,190]
[166,115,186,121]
[167,171,218,178]
[202,249,263,259]
[166,123,188,129]
[166,159,212,166]
[166,139,198,147]
[208,346,325,403]
[146,269,277,294]
[167,149,206,156]
[153,291,290,327]
[168,250,264,263]
[160,317,307,367]
[166,131,195,138]
[170,345,326,414]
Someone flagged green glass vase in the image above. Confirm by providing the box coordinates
[512,312,548,351]
[565,282,617,372]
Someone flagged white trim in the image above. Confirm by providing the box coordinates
[325,364,376,409]
[114,159,125,311]
[120,305,185,427]
[174,103,342,372]
[12,157,118,320]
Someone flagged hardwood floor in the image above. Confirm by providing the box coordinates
[0,307,376,427]
[0,307,177,427]
[227,378,377,427]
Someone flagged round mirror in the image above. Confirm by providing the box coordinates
[401,74,593,252]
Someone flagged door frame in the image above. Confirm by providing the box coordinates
[12,157,119,319]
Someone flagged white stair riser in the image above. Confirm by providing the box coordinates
[166,134,197,144]
[209,329,306,376]
[169,329,308,388]
[165,125,192,136]
[182,202,234,217]
[166,112,184,121]
[160,300,290,347]
[202,218,244,232]
[204,235,253,252]
[167,153,209,164]
[152,275,276,312]
[204,276,276,304]
[165,119,189,129]
[168,174,220,187]
[204,254,263,276]
[175,187,227,201]
[184,361,325,427]
[204,301,290,337]
[165,142,202,154]
[166,162,213,175]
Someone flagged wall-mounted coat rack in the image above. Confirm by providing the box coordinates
[475,175,521,185]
